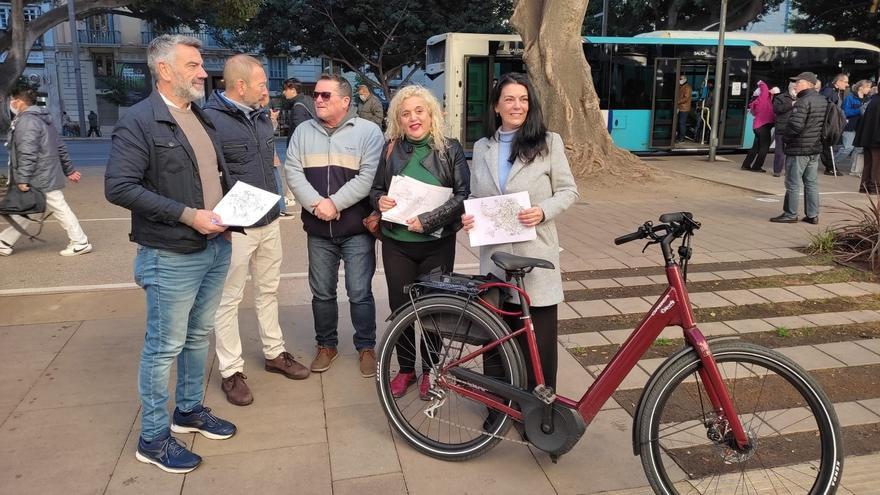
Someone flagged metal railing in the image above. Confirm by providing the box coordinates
[141,31,229,48]
[77,30,121,45]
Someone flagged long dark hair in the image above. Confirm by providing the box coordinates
[487,73,548,165]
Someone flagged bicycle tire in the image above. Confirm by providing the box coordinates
[638,341,843,494]
[376,294,527,461]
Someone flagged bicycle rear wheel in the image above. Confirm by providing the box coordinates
[638,341,843,494]
[376,294,526,461]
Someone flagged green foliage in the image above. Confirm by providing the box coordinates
[654,337,675,346]
[582,0,783,35]
[775,326,791,338]
[789,0,880,45]
[807,229,837,255]
[127,0,258,31]
[230,0,512,92]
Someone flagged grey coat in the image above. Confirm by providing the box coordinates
[9,106,75,192]
[357,95,384,127]
[470,131,579,307]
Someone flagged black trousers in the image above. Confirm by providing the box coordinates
[741,124,773,171]
[382,234,456,373]
[486,303,559,390]
[821,143,834,172]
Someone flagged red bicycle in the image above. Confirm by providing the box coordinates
[376,212,843,494]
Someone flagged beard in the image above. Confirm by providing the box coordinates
[172,73,205,102]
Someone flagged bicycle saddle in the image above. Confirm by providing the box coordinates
[491,252,555,272]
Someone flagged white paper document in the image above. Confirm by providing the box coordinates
[213,180,281,227]
[464,192,536,247]
[382,175,453,225]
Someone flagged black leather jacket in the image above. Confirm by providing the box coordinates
[369,138,469,237]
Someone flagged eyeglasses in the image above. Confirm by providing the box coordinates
[313,91,335,101]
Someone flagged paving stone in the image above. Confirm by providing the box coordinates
[725,318,775,334]
[684,271,721,282]
[776,266,812,275]
[784,285,838,300]
[744,268,785,277]
[562,280,584,291]
[688,292,735,309]
[568,299,620,318]
[559,332,611,349]
[606,297,653,315]
[834,401,880,427]
[817,341,880,366]
[709,252,750,262]
[557,303,580,321]
[648,275,668,284]
[637,357,667,375]
[600,329,632,345]
[837,310,880,324]
[849,281,880,294]
[776,345,846,371]
[326,403,401,481]
[581,278,622,289]
[333,473,407,495]
[613,276,655,287]
[623,257,659,268]
[587,363,650,390]
[714,289,769,306]
[855,338,880,356]
[713,270,754,280]
[801,312,857,327]
[857,398,880,417]
[587,258,630,270]
[738,249,780,260]
[762,315,817,330]
[695,321,736,336]
[748,287,805,303]
[815,283,871,298]
[775,248,808,258]
[839,452,880,495]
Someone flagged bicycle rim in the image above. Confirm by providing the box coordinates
[641,342,842,495]
[376,296,525,460]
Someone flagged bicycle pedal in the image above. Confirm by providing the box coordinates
[532,384,557,404]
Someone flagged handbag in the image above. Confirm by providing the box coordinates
[0,145,50,242]
[362,140,397,239]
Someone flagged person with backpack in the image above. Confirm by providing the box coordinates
[771,72,826,225]
[819,73,849,175]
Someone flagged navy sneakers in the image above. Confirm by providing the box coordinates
[171,405,237,440]
[136,433,201,474]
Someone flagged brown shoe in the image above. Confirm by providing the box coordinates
[359,348,376,378]
[221,372,253,406]
[310,346,338,372]
[265,351,310,380]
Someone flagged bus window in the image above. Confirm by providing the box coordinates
[611,52,651,109]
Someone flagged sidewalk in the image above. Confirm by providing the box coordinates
[1,155,877,494]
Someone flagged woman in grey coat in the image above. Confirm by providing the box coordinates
[462,73,579,391]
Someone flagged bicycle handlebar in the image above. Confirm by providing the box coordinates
[614,212,701,263]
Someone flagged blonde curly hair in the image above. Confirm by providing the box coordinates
[384,85,448,153]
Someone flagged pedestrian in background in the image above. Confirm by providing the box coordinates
[370,85,469,400]
[105,34,237,474]
[741,81,775,173]
[771,72,825,224]
[204,55,310,408]
[86,110,101,137]
[855,89,880,194]
[839,80,872,174]
[1,83,92,257]
[771,83,796,177]
[357,84,385,128]
[820,73,849,175]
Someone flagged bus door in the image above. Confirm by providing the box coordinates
[464,56,526,151]
[649,58,680,149]
[719,59,751,148]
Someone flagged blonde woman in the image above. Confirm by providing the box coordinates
[369,85,469,399]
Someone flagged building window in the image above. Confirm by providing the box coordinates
[94,53,114,77]
[0,6,42,29]
[86,14,112,32]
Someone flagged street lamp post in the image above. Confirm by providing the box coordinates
[708,0,728,162]
[601,0,609,37]
[67,0,87,138]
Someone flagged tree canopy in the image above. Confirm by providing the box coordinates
[229,0,512,97]
[582,0,784,36]
[789,0,880,45]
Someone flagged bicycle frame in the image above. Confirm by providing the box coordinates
[438,262,751,450]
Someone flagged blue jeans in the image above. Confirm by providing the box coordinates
[273,167,286,214]
[783,154,820,219]
[307,233,376,350]
[134,237,231,441]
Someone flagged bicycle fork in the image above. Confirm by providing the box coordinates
[684,326,752,452]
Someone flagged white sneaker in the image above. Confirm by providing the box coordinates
[284,197,296,207]
[60,241,92,257]
[0,241,11,256]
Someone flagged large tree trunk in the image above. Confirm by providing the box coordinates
[510,0,651,178]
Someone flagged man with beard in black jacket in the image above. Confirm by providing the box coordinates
[771,72,827,225]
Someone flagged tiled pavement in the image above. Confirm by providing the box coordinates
[2,157,880,494]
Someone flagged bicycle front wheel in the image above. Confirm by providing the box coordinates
[638,341,843,494]
[376,294,526,461]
